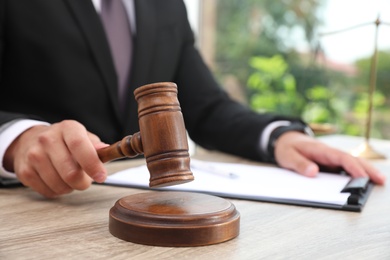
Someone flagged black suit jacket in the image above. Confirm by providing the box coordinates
[0,0,298,161]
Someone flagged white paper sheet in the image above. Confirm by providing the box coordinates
[105,159,352,206]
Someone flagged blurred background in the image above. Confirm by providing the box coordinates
[184,0,390,139]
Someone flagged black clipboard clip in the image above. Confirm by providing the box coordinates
[0,177,23,188]
[341,177,370,206]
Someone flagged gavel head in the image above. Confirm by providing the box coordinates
[134,82,194,187]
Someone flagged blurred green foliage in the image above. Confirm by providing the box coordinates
[247,55,305,116]
[213,0,390,138]
[246,55,387,137]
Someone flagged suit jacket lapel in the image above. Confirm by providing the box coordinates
[123,0,157,134]
[65,0,122,124]
[130,0,157,88]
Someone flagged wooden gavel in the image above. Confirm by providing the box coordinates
[100,82,239,247]
[97,82,194,187]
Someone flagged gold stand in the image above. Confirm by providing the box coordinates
[319,17,388,160]
[351,17,386,160]
[351,141,385,159]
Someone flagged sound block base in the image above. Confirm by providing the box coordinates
[109,191,240,247]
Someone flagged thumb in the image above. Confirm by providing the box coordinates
[94,142,109,150]
[86,132,109,150]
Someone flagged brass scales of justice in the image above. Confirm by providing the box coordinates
[96,82,240,247]
[319,16,390,159]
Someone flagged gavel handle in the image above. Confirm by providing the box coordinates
[97,132,144,163]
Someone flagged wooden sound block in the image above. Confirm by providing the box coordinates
[109,191,240,247]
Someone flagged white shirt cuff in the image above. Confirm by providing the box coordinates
[0,119,50,178]
[260,120,291,154]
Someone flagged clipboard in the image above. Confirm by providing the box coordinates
[103,159,374,212]
[0,177,23,187]
[249,177,374,212]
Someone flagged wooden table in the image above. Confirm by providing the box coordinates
[1,135,389,259]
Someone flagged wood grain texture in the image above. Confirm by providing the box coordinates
[1,135,390,259]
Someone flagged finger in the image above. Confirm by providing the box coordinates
[343,157,386,185]
[33,158,74,195]
[87,132,101,143]
[53,159,93,191]
[62,122,107,183]
[45,138,93,191]
[298,144,366,176]
[35,121,94,190]
[10,127,63,198]
[275,146,319,177]
[364,163,386,185]
[292,143,386,185]
[87,132,109,150]
[87,132,108,146]
[16,166,58,198]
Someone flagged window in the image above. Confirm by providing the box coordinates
[187,0,390,139]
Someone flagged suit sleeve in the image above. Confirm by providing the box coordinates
[0,1,25,125]
[0,0,39,126]
[173,1,304,162]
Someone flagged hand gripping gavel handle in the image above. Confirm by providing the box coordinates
[97,132,143,163]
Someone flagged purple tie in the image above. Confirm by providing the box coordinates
[100,0,132,111]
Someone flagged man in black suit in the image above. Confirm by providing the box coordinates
[0,0,385,198]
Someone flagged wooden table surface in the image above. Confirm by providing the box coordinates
[1,135,389,259]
